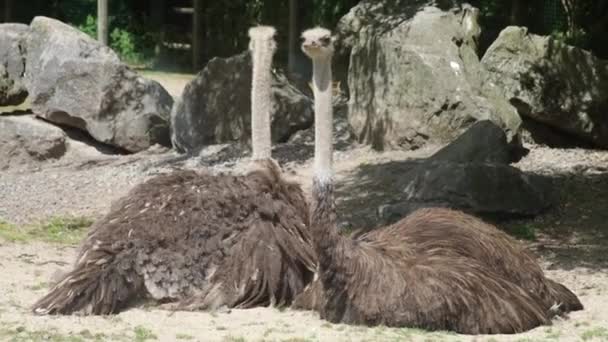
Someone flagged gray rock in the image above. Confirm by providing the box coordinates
[482,26,608,148]
[380,162,553,222]
[0,115,67,170]
[429,120,525,164]
[337,121,551,230]
[171,52,313,154]
[0,23,28,106]
[24,17,172,152]
[344,4,521,150]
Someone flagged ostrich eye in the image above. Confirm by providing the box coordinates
[320,37,331,45]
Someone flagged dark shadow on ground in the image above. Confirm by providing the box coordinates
[335,158,608,271]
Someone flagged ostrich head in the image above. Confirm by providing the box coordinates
[248,26,277,54]
[301,27,334,60]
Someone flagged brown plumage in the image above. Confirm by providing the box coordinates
[33,160,316,315]
[298,26,582,334]
[299,182,582,334]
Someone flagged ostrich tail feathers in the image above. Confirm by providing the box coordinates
[32,255,142,315]
[546,278,584,314]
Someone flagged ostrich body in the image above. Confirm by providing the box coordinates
[299,27,582,334]
[32,26,315,315]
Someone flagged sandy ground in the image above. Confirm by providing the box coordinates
[0,242,606,342]
[2,144,608,341]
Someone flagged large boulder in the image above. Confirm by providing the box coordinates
[343,3,521,150]
[376,162,553,226]
[482,26,608,148]
[337,121,551,230]
[0,23,29,106]
[24,17,172,152]
[171,52,313,154]
[0,115,67,170]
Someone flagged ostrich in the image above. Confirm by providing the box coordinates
[298,27,582,334]
[32,26,315,315]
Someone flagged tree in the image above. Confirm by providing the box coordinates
[4,0,13,22]
[288,0,298,75]
[97,0,108,45]
[193,0,205,70]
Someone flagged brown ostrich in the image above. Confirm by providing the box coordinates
[297,27,582,334]
[32,26,315,315]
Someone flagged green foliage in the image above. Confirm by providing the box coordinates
[508,223,537,241]
[133,326,157,342]
[581,327,608,341]
[74,14,155,66]
[0,216,93,244]
[77,15,97,38]
[311,0,359,27]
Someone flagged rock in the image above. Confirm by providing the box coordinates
[343,3,521,150]
[429,120,528,164]
[0,115,67,170]
[24,17,172,152]
[482,26,608,148]
[171,52,313,154]
[379,162,553,224]
[337,121,551,230]
[0,23,28,106]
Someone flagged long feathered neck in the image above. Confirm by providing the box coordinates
[249,27,275,160]
[312,56,333,180]
[310,54,342,262]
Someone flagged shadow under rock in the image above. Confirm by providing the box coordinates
[334,159,427,232]
[337,159,608,272]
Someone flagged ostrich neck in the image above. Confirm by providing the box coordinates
[250,43,273,160]
[310,55,345,268]
[312,57,333,180]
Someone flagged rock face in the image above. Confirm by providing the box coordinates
[24,17,172,152]
[171,52,313,154]
[0,23,29,106]
[342,3,521,150]
[338,121,552,230]
[482,26,608,148]
[0,115,67,170]
[382,121,552,222]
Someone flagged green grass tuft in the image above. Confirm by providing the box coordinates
[0,216,93,244]
[223,336,246,342]
[134,326,157,341]
[581,327,608,341]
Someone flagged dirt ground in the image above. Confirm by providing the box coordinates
[1,72,607,341]
[2,145,608,342]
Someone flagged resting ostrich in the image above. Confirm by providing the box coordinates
[32,26,315,315]
[298,27,582,334]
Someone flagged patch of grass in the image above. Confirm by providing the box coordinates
[216,326,228,331]
[0,216,93,244]
[223,337,246,342]
[581,327,608,341]
[0,326,92,342]
[508,223,537,241]
[175,333,195,340]
[281,338,314,342]
[134,326,157,341]
[27,281,49,291]
[545,327,561,339]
